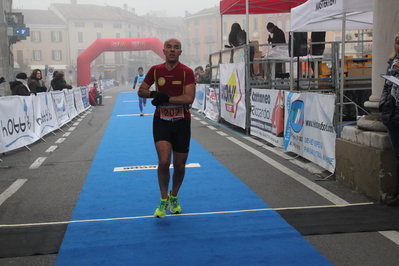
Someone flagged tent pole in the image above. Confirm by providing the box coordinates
[290,31,294,91]
[339,13,347,138]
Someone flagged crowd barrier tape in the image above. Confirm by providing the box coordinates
[0,86,91,153]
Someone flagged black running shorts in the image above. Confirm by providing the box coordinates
[153,116,191,153]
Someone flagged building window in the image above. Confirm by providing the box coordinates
[208,44,213,54]
[78,32,83,43]
[116,33,121,38]
[78,49,85,55]
[51,31,62,42]
[31,31,41,42]
[75,22,85,27]
[94,22,103,28]
[52,50,62,61]
[33,50,41,61]
[97,32,101,38]
[113,23,122,29]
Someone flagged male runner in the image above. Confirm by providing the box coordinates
[138,38,196,218]
[133,67,146,116]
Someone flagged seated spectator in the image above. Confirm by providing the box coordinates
[28,69,47,93]
[10,72,36,96]
[89,83,103,106]
[52,71,72,91]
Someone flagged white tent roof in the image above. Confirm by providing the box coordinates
[291,0,373,32]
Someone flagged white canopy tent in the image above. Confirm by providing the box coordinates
[290,0,374,137]
[290,0,373,32]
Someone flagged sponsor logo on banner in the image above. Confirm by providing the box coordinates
[221,69,242,117]
[131,41,146,47]
[284,92,336,173]
[250,89,284,147]
[0,97,36,150]
[111,42,127,48]
[315,0,337,10]
[219,63,246,129]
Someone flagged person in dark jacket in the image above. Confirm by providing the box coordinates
[52,71,72,91]
[226,23,255,76]
[28,69,47,93]
[267,22,287,74]
[9,72,36,96]
[380,33,399,206]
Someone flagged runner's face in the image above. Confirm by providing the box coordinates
[163,39,182,63]
[396,37,399,53]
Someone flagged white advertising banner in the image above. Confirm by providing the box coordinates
[73,87,85,114]
[34,93,59,137]
[284,92,336,173]
[204,87,220,122]
[220,62,246,129]
[51,90,70,127]
[192,84,207,112]
[250,89,284,147]
[80,86,91,109]
[0,96,39,153]
[64,89,78,119]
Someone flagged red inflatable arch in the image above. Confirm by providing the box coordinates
[77,37,165,86]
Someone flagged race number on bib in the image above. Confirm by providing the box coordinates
[160,104,184,121]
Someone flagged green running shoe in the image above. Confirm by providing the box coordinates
[154,198,169,218]
[169,193,181,214]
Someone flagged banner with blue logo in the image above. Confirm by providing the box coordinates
[204,87,220,122]
[220,62,246,129]
[34,93,59,137]
[0,96,39,152]
[284,92,336,173]
[192,84,207,112]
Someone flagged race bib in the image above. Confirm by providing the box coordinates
[160,104,184,121]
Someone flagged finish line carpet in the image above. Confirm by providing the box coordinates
[53,91,332,265]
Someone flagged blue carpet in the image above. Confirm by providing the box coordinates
[55,91,332,265]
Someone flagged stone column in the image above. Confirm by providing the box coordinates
[337,0,399,201]
[357,0,399,131]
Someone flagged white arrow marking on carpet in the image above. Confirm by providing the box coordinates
[113,163,201,172]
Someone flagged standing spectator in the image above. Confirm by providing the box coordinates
[50,70,59,91]
[10,72,35,96]
[227,23,255,76]
[52,71,72,91]
[133,67,147,116]
[138,38,196,218]
[267,22,286,74]
[121,74,125,85]
[28,69,47,93]
[203,64,211,84]
[98,74,103,90]
[89,83,103,106]
[380,33,399,206]
[194,66,204,83]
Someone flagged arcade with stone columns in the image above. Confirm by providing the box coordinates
[336,0,399,201]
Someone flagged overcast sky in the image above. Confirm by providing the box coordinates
[13,0,221,17]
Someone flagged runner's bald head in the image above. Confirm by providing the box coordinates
[164,38,181,49]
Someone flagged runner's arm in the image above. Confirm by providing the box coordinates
[168,83,196,105]
[138,81,152,98]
